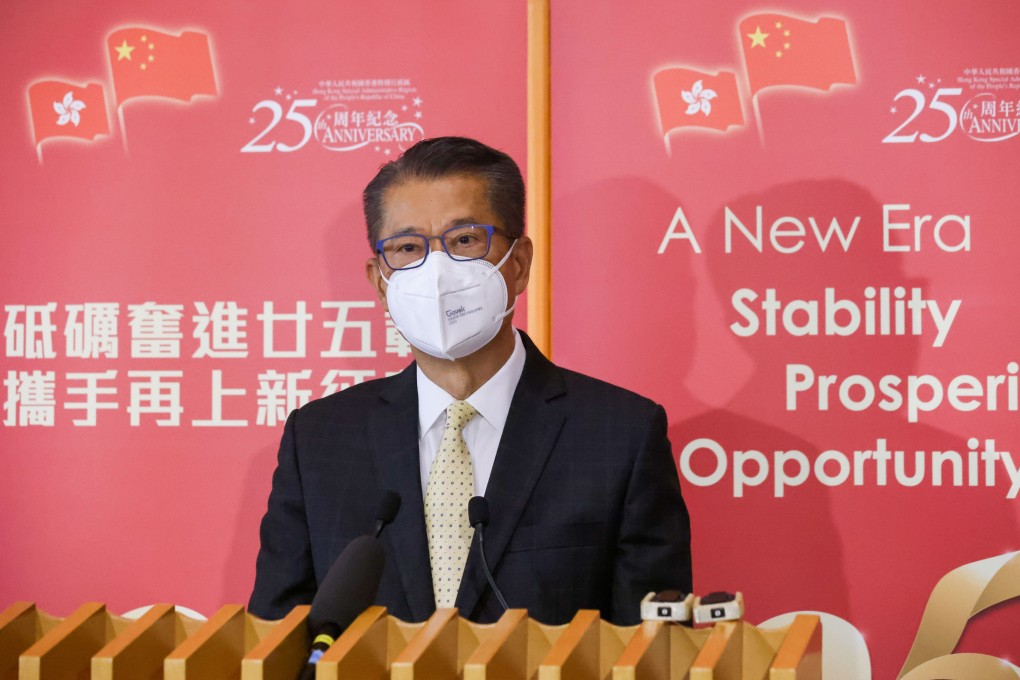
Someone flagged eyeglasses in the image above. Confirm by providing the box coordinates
[375,224,513,271]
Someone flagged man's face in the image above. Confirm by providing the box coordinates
[365,173,532,317]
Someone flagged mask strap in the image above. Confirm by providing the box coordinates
[498,297,518,321]
[493,239,519,320]
[486,239,517,276]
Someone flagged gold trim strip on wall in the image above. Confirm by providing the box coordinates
[526,0,552,357]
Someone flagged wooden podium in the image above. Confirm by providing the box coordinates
[0,601,821,679]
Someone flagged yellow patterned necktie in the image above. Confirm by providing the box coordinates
[425,400,478,608]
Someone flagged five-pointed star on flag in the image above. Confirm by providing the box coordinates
[747,26,768,48]
[115,40,135,60]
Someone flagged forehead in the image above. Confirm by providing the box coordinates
[380,174,496,236]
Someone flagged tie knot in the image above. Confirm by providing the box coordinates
[445,400,477,432]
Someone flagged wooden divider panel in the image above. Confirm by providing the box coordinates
[317,605,389,680]
[0,603,41,680]
[526,618,566,679]
[598,619,637,679]
[390,608,460,680]
[690,621,741,680]
[19,602,111,680]
[741,623,780,680]
[92,603,177,680]
[768,615,821,680]
[612,621,666,680]
[538,610,601,680]
[0,603,824,678]
[386,615,426,667]
[463,609,530,680]
[673,626,712,679]
[241,605,310,680]
[164,604,248,680]
[457,614,500,671]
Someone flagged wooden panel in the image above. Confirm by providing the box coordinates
[538,610,601,680]
[0,602,37,680]
[92,603,176,680]
[599,620,636,679]
[612,621,667,680]
[316,606,389,680]
[457,615,499,669]
[689,622,741,680]
[241,605,310,680]
[463,609,530,680]
[769,615,822,680]
[19,602,110,680]
[316,607,387,680]
[526,618,567,680]
[390,608,460,680]
[0,602,825,678]
[672,626,711,679]
[164,604,247,680]
[741,623,779,680]
[387,617,427,667]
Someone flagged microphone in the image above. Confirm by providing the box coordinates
[298,535,385,680]
[469,496,509,612]
[373,489,401,538]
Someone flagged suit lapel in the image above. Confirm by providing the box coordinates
[457,334,567,616]
[368,364,436,620]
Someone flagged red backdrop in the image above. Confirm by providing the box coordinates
[550,0,1019,674]
[0,0,525,625]
[2,0,1018,676]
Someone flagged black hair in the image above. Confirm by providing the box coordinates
[362,136,525,249]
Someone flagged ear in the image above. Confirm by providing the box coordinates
[508,235,533,296]
[365,256,390,312]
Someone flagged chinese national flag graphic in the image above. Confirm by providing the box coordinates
[739,14,856,95]
[654,68,744,138]
[28,81,110,145]
[107,27,217,106]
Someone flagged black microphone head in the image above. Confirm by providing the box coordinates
[309,535,385,632]
[468,496,489,528]
[376,490,401,526]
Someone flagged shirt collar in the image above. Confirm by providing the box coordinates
[416,328,526,436]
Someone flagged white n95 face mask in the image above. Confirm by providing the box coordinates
[382,242,517,360]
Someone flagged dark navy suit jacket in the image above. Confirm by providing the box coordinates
[248,332,692,624]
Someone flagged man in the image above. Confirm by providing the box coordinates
[249,136,691,625]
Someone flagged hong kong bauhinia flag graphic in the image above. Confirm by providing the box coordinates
[28,81,110,145]
[653,68,744,139]
[107,27,217,105]
[739,14,856,95]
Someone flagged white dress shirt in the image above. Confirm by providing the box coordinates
[416,329,526,497]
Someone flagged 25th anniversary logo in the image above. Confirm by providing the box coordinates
[241,78,425,156]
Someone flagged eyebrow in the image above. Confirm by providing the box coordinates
[387,218,488,236]
[450,217,485,227]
